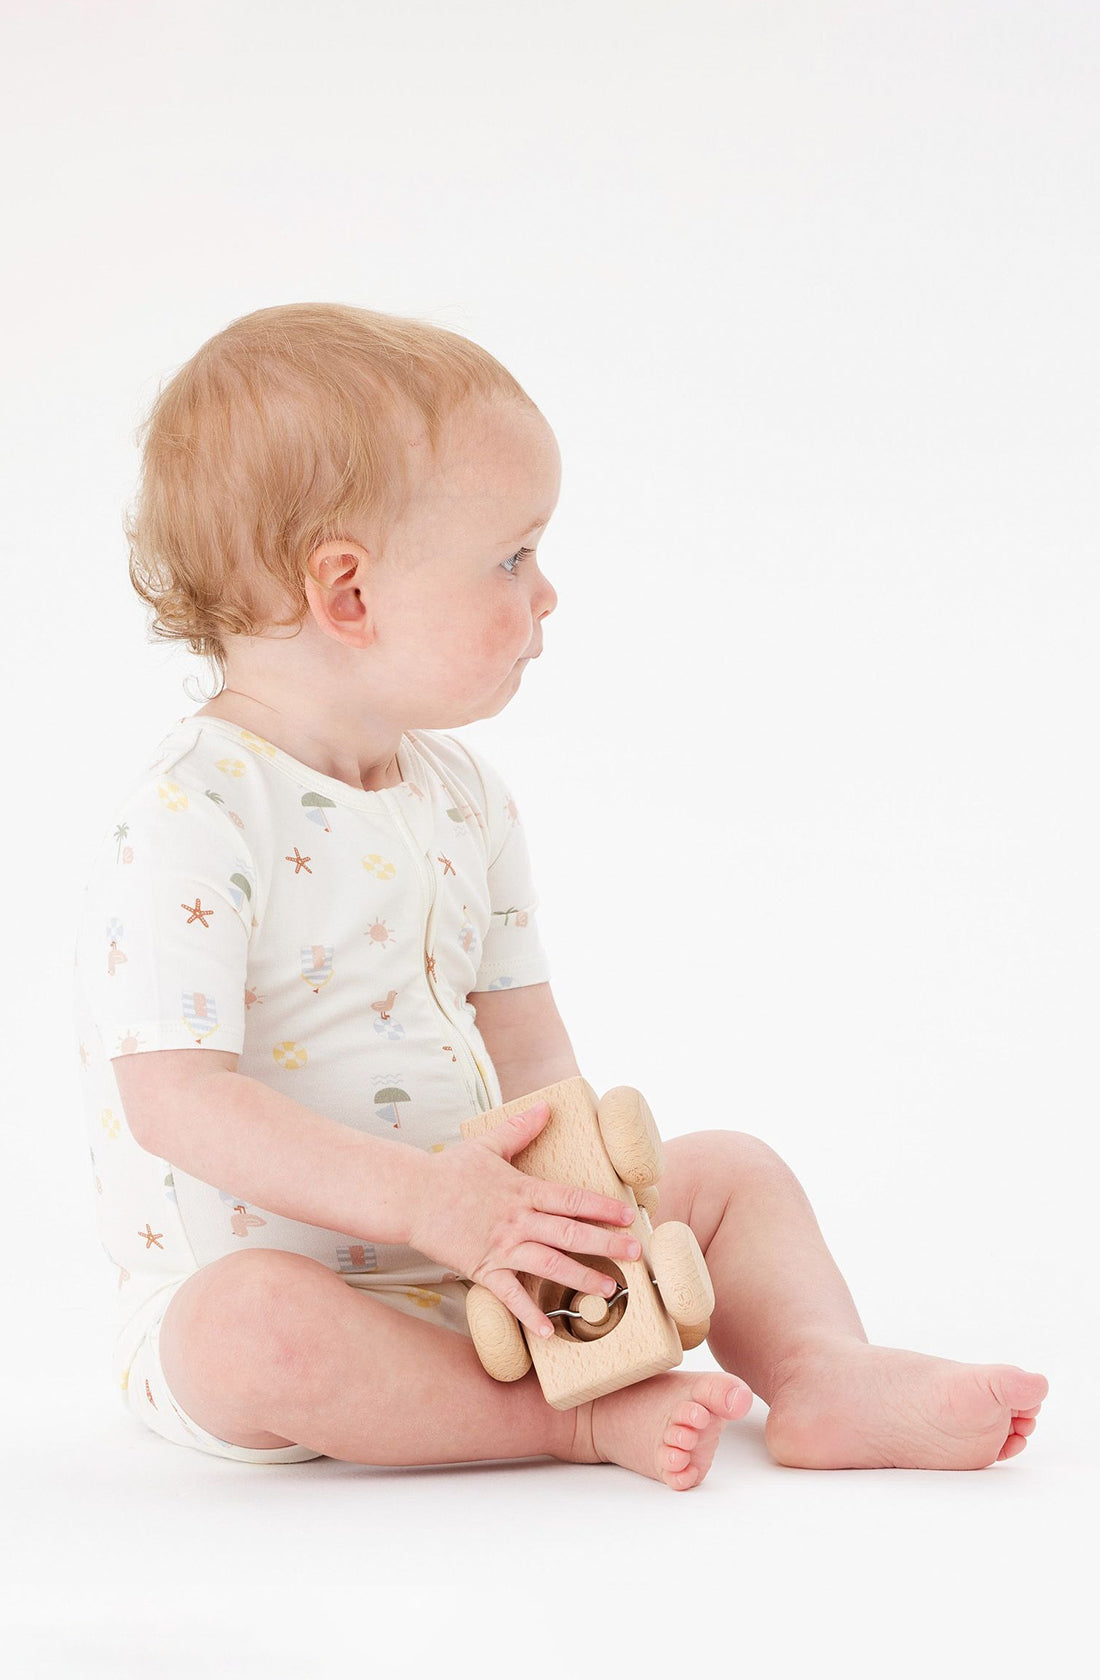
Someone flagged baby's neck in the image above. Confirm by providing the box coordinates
[192,689,404,794]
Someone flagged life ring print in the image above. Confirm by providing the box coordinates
[240,730,278,759]
[273,1040,308,1070]
[362,853,396,880]
[157,779,189,812]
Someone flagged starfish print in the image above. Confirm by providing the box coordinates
[181,899,212,927]
[425,951,436,979]
[437,853,456,877]
[285,848,313,875]
[138,1223,164,1249]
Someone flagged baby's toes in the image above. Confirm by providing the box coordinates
[990,1366,1048,1412]
[1012,1415,1038,1437]
[665,1420,702,1452]
[665,1445,692,1472]
[692,1374,753,1421]
[997,1433,1029,1462]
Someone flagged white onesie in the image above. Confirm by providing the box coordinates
[71,714,551,1455]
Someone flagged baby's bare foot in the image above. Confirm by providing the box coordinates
[765,1337,1049,1471]
[566,1371,753,1491]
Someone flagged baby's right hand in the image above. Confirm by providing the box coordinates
[409,1100,640,1340]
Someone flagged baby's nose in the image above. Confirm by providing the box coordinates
[536,575,558,618]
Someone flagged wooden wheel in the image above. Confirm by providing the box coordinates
[464,1283,532,1382]
[597,1086,664,1189]
[636,1182,659,1220]
[677,1316,711,1351]
[650,1221,715,1333]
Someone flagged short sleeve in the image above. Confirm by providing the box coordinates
[73,770,256,1060]
[448,739,552,992]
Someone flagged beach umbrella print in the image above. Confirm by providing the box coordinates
[302,792,337,832]
[374,1086,411,1128]
[228,872,253,914]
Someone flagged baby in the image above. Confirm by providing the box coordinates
[73,302,1047,1489]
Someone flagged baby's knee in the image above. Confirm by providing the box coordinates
[685,1129,796,1192]
[162,1250,336,1398]
[190,1248,332,1326]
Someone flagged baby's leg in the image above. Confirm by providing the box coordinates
[156,1250,750,1489]
[659,1130,1049,1470]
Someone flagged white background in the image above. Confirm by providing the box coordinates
[2,2,1095,1675]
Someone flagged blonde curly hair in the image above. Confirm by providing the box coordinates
[124,301,537,693]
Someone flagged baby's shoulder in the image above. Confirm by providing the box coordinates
[410,728,513,825]
[82,718,255,874]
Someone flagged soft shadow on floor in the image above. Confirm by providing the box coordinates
[5,1388,1087,1680]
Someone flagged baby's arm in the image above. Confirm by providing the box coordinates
[113,1047,431,1244]
[468,981,581,1104]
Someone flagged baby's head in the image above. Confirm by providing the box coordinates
[126,302,560,728]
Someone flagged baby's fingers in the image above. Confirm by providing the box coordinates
[510,1240,623,1303]
[523,1209,641,1269]
[488,1270,556,1340]
[530,1179,636,1229]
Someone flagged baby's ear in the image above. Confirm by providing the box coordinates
[307,541,366,593]
[305,541,373,641]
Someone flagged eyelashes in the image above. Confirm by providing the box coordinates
[501,547,533,576]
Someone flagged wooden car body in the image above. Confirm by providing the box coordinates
[460,1075,685,1409]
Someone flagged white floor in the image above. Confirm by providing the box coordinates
[4,1284,1090,1680]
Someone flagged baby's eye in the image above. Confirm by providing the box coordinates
[500,548,532,576]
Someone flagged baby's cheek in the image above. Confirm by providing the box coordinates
[477,599,526,661]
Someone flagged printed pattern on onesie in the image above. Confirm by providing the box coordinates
[71,716,552,1388]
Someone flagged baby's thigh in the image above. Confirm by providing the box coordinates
[157,1249,341,1450]
[658,1129,786,1249]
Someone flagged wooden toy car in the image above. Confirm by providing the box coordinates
[459,1075,715,1410]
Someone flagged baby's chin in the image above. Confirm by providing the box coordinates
[473,660,532,706]
[406,674,524,731]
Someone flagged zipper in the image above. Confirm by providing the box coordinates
[388,800,490,1112]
